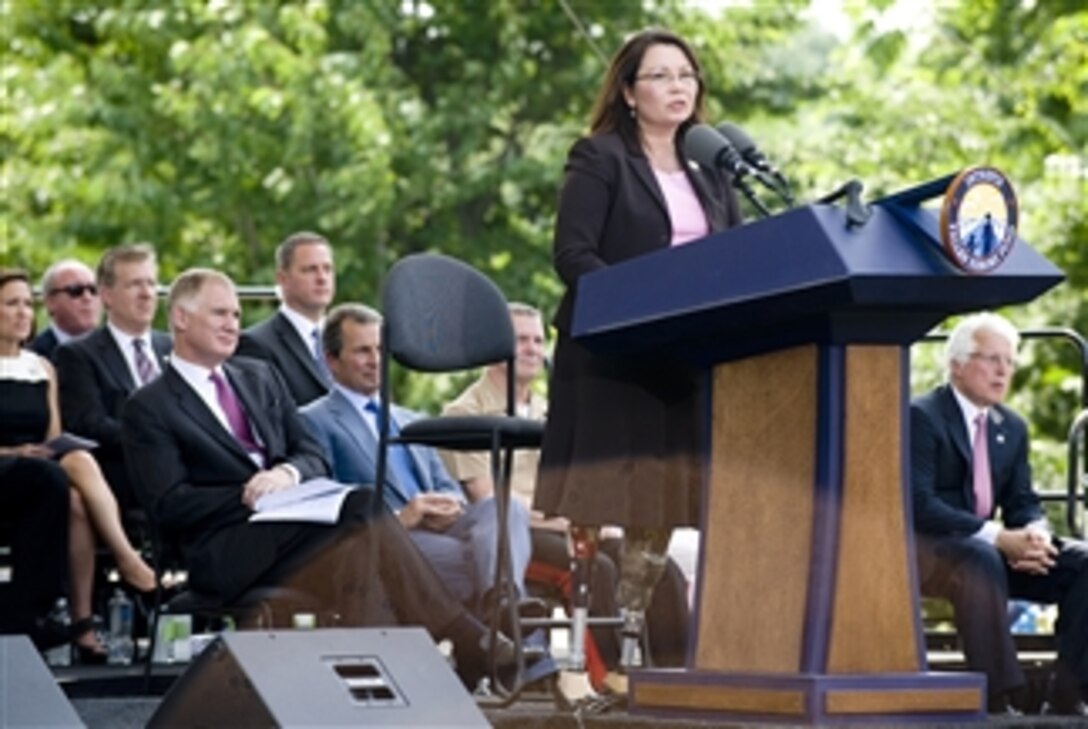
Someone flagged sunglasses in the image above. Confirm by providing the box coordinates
[49,283,98,298]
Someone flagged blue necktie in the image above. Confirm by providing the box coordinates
[312,327,333,385]
[365,400,422,504]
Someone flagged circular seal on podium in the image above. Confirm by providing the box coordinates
[939,166,1018,273]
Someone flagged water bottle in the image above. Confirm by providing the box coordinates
[107,588,134,665]
[43,597,71,667]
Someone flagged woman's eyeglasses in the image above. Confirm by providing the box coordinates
[635,70,700,87]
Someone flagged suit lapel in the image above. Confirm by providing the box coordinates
[273,313,324,386]
[329,392,413,502]
[935,385,976,508]
[937,385,971,464]
[151,331,172,368]
[625,146,669,227]
[226,361,282,460]
[167,365,254,465]
[96,328,138,393]
[391,405,433,493]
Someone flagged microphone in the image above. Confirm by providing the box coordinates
[716,121,794,205]
[683,124,753,181]
[683,124,770,217]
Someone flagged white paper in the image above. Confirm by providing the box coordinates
[249,477,356,524]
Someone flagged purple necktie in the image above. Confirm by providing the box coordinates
[209,371,263,457]
[133,339,157,386]
[972,413,992,517]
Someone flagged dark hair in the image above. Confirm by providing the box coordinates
[276,231,330,271]
[0,267,36,345]
[588,28,706,150]
[0,267,30,290]
[323,302,382,357]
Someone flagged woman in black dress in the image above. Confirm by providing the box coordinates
[535,29,742,681]
[0,268,154,661]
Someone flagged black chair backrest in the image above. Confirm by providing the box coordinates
[381,253,515,372]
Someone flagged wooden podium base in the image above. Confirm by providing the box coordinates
[629,669,985,723]
[649,344,986,724]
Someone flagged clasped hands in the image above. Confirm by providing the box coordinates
[398,492,463,531]
[997,526,1058,575]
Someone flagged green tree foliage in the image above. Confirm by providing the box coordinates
[1,0,1084,444]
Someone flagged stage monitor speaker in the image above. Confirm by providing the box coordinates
[149,627,488,728]
[0,635,85,728]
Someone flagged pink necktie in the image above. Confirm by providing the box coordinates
[972,413,992,517]
[209,371,263,457]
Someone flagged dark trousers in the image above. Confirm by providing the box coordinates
[916,533,1088,695]
[0,458,69,633]
[529,529,690,668]
[197,491,464,638]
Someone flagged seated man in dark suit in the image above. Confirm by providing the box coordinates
[121,268,510,685]
[911,312,1088,715]
[235,231,334,406]
[54,244,171,511]
[30,259,101,360]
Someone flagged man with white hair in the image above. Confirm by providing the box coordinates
[30,259,101,359]
[911,311,1088,716]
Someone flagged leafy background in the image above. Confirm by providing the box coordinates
[2,0,1084,514]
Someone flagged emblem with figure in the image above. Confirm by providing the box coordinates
[939,166,1018,274]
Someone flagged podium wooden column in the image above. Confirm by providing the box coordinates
[569,179,1063,723]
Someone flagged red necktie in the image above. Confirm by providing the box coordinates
[972,413,992,517]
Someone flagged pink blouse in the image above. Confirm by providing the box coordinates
[653,168,709,246]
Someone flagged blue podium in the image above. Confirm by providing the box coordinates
[571,179,1063,724]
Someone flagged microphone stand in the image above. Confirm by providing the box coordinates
[734,174,772,218]
[816,178,871,228]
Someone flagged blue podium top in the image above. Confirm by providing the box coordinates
[571,202,1063,366]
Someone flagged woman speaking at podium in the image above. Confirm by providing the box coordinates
[535,28,742,683]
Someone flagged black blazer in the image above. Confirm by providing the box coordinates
[551,131,743,331]
[910,384,1042,538]
[29,328,59,360]
[54,326,172,449]
[235,312,329,407]
[121,356,328,599]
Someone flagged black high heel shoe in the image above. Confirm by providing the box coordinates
[70,616,108,665]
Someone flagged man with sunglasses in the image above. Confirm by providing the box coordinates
[911,312,1088,716]
[30,259,102,360]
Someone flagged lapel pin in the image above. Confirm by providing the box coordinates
[996,433,1005,444]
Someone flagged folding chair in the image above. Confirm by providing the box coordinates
[376,253,545,693]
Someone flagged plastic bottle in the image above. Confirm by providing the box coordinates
[43,597,71,667]
[107,588,134,665]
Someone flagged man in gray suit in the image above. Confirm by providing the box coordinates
[299,303,534,616]
[235,231,335,406]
